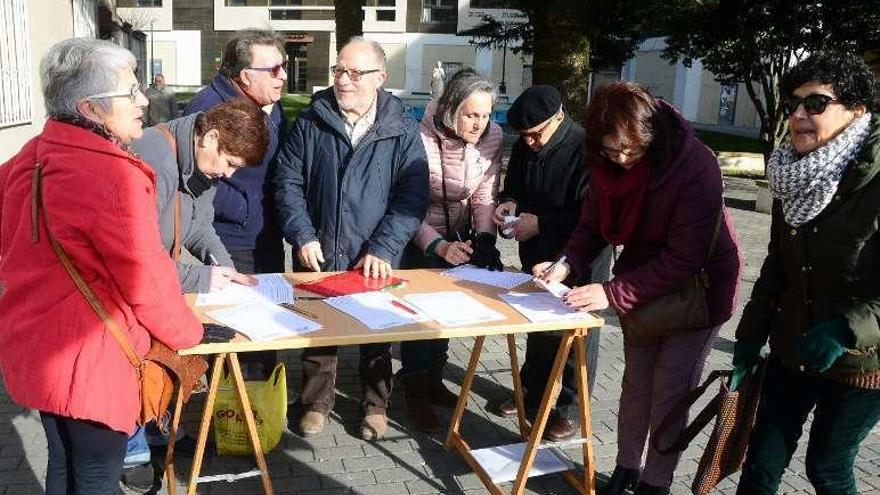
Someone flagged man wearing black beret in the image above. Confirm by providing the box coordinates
[493,85,611,440]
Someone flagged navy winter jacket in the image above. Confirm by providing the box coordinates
[185,75,286,252]
[273,88,429,270]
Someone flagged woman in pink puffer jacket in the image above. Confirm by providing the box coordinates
[398,68,504,433]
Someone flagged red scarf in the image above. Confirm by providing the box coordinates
[590,156,652,245]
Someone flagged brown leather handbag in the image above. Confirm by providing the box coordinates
[618,207,725,343]
[652,360,766,494]
[31,162,207,429]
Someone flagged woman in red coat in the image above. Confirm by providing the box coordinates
[535,82,741,495]
[0,38,204,494]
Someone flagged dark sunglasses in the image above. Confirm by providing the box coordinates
[782,93,840,117]
[247,62,287,78]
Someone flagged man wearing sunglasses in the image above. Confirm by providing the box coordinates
[185,29,289,380]
[274,37,429,442]
[492,85,610,440]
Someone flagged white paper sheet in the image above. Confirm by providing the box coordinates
[324,291,429,330]
[402,291,506,327]
[470,442,572,483]
[500,292,590,323]
[206,300,321,341]
[442,264,533,290]
[195,274,294,306]
[502,215,520,237]
[533,278,571,298]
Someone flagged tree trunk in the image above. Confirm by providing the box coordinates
[530,8,591,116]
[334,0,363,53]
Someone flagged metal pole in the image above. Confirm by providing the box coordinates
[499,35,508,94]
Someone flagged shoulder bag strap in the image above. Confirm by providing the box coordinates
[651,369,730,454]
[31,163,143,372]
[701,204,726,270]
[154,124,181,261]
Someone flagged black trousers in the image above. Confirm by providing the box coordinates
[229,247,283,378]
[520,329,600,419]
[41,412,128,495]
[300,343,393,415]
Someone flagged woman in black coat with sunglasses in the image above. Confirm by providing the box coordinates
[734,51,880,494]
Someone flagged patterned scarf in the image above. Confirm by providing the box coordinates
[766,113,871,227]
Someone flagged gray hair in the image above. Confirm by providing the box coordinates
[40,38,136,118]
[220,29,284,77]
[340,36,386,70]
[436,68,496,133]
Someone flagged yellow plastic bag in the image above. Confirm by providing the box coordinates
[214,363,287,455]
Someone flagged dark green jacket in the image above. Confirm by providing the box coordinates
[736,114,880,379]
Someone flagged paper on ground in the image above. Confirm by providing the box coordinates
[500,292,591,323]
[533,278,571,298]
[206,300,321,341]
[402,291,506,327]
[470,442,572,483]
[443,264,532,290]
[324,291,429,330]
[195,273,294,306]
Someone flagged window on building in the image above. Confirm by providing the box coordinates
[469,0,507,7]
[226,0,248,5]
[270,9,302,20]
[376,9,395,21]
[422,0,455,23]
[287,48,308,93]
[0,0,33,128]
[270,0,302,5]
[136,0,162,6]
[718,83,738,125]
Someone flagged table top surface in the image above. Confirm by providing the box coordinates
[181,269,603,356]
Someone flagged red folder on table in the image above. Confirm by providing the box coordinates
[295,271,407,297]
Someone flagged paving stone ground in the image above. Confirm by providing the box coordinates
[1,177,878,495]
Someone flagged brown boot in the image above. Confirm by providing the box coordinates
[401,372,442,433]
[360,411,389,441]
[428,356,459,408]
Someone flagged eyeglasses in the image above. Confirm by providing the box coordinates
[85,84,143,103]
[782,93,840,117]
[599,145,647,159]
[330,65,381,82]
[518,118,554,141]
[247,62,287,78]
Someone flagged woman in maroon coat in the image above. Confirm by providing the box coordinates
[535,82,741,495]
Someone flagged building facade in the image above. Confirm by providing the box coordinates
[0,0,144,162]
[117,0,532,99]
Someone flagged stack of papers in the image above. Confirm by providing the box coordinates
[324,292,429,330]
[403,291,506,327]
[195,274,294,306]
[500,292,589,323]
[206,300,321,341]
[533,278,571,298]
[443,265,532,290]
[470,442,572,483]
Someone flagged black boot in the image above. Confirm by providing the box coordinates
[400,372,442,433]
[428,356,459,408]
[633,481,669,495]
[600,465,640,495]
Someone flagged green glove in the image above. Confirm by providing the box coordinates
[796,317,852,373]
[731,339,763,391]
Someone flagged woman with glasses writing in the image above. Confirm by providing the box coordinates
[0,38,205,494]
[534,82,741,495]
[733,52,880,495]
[398,68,504,433]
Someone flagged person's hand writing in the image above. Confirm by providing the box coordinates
[230,271,258,286]
[513,213,539,241]
[562,283,609,312]
[297,241,324,272]
[532,260,571,283]
[436,240,473,265]
[493,201,517,226]
[355,254,392,278]
[208,266,239,292]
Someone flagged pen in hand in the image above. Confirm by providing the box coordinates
[207,253,220,267]
[538,255,567,280]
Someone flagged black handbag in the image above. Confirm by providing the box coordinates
[618,207,725,343]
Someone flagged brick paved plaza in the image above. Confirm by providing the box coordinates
[1,178,878,495]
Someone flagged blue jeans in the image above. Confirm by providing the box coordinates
[123,426,151,468]
[737,360,880,495]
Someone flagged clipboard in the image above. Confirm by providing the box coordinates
[294,270,407,297]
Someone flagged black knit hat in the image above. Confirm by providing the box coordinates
[507,85,562,130]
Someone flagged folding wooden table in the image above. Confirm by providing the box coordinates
[166,269,603,495]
